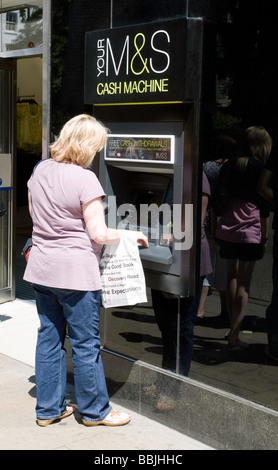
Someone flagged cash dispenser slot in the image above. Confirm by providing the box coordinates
[139,243,172,264]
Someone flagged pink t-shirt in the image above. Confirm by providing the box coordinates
[216,198,262,244]
[23,159,106,290]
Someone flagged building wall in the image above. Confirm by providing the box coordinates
[52,0,278,139]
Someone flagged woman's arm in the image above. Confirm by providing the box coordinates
[260,217,269,242]
[201,193,209,226]
[257,169,274,204]
[28,189,33,218]
[83,197,148,246]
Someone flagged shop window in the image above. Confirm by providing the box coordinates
[5,12,17,31]
[0,6,42,53]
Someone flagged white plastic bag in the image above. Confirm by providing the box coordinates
[100,231,147,308]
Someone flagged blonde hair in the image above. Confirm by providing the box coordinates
[50,114,108,168]
[246,126,272,163]
[237,125,272,171]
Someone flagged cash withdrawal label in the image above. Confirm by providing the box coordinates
[105,135,174,163]
[84,19,187,104]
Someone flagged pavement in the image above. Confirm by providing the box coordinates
[0,298,214,451]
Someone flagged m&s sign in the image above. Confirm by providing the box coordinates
[84,19,188,105]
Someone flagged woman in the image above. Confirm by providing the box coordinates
[197,134,237,319]
[215,126,272,351]
[24,114,148,427]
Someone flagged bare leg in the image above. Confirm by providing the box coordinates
[225,259,238,327]
[219,290,228,315]
[227,259,255,348]
[197,285,210,318]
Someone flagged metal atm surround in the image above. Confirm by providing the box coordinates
[98,121,195,297]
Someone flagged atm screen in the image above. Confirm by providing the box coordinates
[122,173,172,240]
[133,186,165,210]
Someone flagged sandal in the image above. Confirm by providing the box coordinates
[82,408,131,427]
[36,405,75,427]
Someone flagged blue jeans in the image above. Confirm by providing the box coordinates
[33,284,111,422]
[151,278,203,376]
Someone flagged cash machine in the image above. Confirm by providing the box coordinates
[98,121,194,297]
[85,17,209,298]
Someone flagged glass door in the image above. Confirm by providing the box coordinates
[0,58,16,303]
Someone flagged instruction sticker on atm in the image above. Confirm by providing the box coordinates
[105,135,175,163]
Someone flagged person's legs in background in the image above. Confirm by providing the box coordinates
[179,278,203,375]
[196,277,211,319]
[213,244,228,318]
[225,258,238,329]
[225,258,255,349]
[151,289,177,372]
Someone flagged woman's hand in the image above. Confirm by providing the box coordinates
[135,231,149,247]
[126,230,148,247]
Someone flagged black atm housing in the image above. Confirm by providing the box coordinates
[98,119,196,297]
